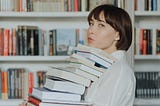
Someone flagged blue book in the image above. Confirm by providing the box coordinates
[55,29,78,55]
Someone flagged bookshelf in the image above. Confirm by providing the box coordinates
[134,0,160,106]
[0,0,134,106]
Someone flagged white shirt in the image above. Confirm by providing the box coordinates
[85,50,136,106]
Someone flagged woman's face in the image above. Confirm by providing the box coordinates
[87,12,120,53]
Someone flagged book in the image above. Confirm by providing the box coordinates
[28,95,91,106]
[55,29,78,55]
[68,62,102,78]
[46,66,91,87]
[74,44,116,69]
[52,66,98,81]
[44,78,85,95]
[32,88,81,102]
[66,53,106,73]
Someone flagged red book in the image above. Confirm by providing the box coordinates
[3,29,9,56]
[74,0,79,11]
[12,28,17,56]
[28,96,41,106]
[28,72,34,94]
[0,28,4,55]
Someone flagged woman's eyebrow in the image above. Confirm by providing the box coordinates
[97,19,106,23]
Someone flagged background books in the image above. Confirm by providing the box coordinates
[134,27,160,55]
[0,68,47,100]
[0,27,87,56]
[0,0,122,12]
[135,71,160,98]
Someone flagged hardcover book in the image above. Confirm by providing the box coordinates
[73,44,116,69]
[32,88,81,102]
[44,78,85,95]
[46,66,91,87]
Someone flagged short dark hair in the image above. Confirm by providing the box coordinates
[88,4,132,51]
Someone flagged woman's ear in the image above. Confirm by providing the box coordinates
[115,32,120,41]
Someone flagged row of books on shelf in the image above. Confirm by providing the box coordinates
[0,68,46,100]
[135,72,160,98]
[135,0,160,11]
[0,0,123,12]
[0,26,87,56]
[134,28,160,55]
[22,44,116,106]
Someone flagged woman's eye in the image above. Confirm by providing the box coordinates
[89,22,94,26]
[98,24,105,27]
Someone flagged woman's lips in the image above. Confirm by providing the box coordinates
[88,37,94,43]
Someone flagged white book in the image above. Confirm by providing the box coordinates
[32,88,81,102]
[137,0,145,11]
[57,66,98,81]
[67,54,106,73]
[76,51,112,69]
[39,101,91,106]
[74,44,116,63]
[68,62,102,77]
[74,44,116,69]
[44,78,85,95]
[46,67,91,87]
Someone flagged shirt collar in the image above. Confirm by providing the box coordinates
[111,50,126,61]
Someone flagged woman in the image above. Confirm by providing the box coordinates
[85,4,136,106]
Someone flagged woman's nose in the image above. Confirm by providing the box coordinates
[88,25,96,34]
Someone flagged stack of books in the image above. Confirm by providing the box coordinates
[26,44,116,106]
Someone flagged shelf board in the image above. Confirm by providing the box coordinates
[134,98,160,105]
[0,12,89,18]
[135,11,160,16]
[0,99,22,106]
[0,56,69,61]
[135,55,160,60]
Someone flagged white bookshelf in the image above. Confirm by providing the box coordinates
[134,98,160,106]
[0,99,23,106]
[0,56,69,61]
[134,0,160,106]
[0,12,89,17]
[0,0,134,105]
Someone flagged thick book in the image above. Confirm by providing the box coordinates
[67,53,106,73]
[68,62,102,78]
[32,88,81,102]
[28,94,92,106]
[52,66,98,81]
[44,78,85,95]
[46,67,91,87]
[74,44,116,69]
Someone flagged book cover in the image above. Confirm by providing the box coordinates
[44,78,85,95]
[51,66,98,81]
[28,94,92,106]
[74,44,116,69]
[32,87,81,102]
[68,62,102,78]
[55,29,78,55]
[46,66,91,87]
[74,44,116,63]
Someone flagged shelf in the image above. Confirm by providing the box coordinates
[134,98,160,106]
[135,55,160,60]
[0,12,89,18]
[0,56,69,62]
[0,99,22,106]
[135,11,160,16]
